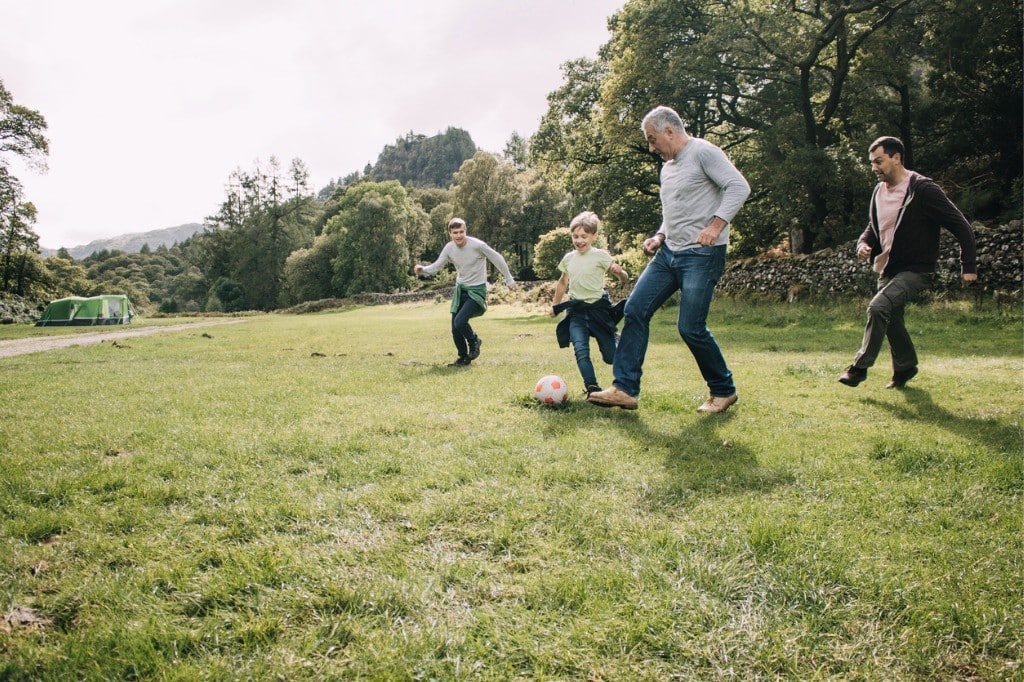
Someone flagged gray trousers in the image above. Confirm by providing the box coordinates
[852,271,932,371]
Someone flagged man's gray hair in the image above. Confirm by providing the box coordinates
[641,105,686,135]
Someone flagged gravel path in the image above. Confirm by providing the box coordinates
[0,319,248,358]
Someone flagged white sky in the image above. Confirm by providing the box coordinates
[1,0,623,249]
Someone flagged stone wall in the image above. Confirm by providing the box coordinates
[718,221,1022,302]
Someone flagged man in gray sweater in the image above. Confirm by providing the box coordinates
[589,105,750,413]
[415,218,517,366]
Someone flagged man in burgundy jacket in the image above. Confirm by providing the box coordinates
[838,136,977,389]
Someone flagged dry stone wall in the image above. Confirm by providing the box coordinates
[718,221,1022,302]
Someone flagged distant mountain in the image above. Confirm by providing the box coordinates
[41,223,207,260]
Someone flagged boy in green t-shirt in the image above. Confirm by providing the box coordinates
[550,211,629,396]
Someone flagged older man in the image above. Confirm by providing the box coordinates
[588,105,750,413]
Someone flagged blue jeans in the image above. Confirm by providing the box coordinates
[612,244,734,398]
[568,307,617,387]
[451,296,483,359]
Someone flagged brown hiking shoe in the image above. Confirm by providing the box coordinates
[587,386,638,410]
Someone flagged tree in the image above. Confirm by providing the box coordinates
[513,169,571,278]
[450,152,523,253]
[0,79,49,295]
[503,132,529,171]
[0,193,40,295]
[533,0,976,255]
[202,157,319,310]
[914,0,1023,221]
[531,56,662,248]
[596,0,925,253]
[327,181,428,296]
[280,234,337,305]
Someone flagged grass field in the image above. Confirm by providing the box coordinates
[1,297,1021,680]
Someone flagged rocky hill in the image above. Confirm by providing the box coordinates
[41,223,206,260]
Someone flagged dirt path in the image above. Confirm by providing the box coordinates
[0,319,249,358]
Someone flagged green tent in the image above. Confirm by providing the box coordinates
[35,295,136,327]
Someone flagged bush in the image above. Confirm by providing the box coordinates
[533,227,573,279]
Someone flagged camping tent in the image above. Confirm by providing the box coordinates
[35,295,136,327]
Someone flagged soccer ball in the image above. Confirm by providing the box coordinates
[534,374,568,405]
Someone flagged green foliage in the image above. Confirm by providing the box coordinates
[279,234,337,306]
[198,158,319,310]
[327,181,428,296]
[451,152,523,250]
[450,152,570,277]
[531,56,663,247]
[533,0,1021,255]
[533,227,573,279]
[914,0,1023,222]
[212,277,247,312]
[0,79,49,296]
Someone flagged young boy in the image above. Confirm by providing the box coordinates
[415,217,517,366]
[550,211,628,395]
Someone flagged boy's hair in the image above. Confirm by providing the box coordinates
[569,211,600,235]
[447,217,467,230]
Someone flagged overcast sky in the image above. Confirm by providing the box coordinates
[2,0,624,249]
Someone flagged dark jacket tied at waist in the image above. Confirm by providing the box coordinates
[553,296,625,349]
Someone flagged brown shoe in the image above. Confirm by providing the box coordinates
[587,386,638,410]
[697,393,738,413]
[885,366,918,389]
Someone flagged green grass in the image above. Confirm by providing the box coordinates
[0,298,1020,680]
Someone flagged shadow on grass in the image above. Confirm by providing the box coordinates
[863,387,1023,457]
[648,412,795,507]
[531,402,795,508]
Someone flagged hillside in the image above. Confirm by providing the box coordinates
[41,223,206,260]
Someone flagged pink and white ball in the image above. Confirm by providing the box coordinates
[534,375,568,405]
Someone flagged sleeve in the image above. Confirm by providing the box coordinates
[557,252,571,276]
[701,144,751,223]
[857,186,882,254]
[920,181,977,274]
[419,244,452,277]
[480,241,516,285]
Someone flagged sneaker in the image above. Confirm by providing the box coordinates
[587,385,638,410]
[886,366,918,389]
[468,336,482,360]
[448,357,471,367]
[838,365,868,387]
[697,393,738,413]
[584,384,602,397]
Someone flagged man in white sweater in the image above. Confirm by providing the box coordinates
[589,105,750,413]
[415,218,517,366]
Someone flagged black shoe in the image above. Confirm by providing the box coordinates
[585,384,602,396]
[448,357,471,367]
[838,365,868,387]
[468,337,482,360]
[886,366,918,389]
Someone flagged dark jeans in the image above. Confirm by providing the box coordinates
[852,271,932,371]
[568,308,617,387]
[613,244,734,397]
[451,296,483,359]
